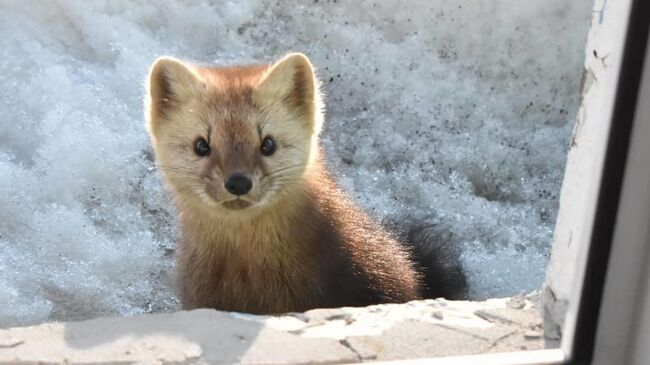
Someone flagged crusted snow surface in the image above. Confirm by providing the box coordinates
[0,0,589,327]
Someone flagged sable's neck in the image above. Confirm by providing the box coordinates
[178,179,321,248]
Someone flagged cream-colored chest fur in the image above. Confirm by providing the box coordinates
[177,205,323,313]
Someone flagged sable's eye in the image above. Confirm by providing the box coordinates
[261,136,276,156]
[194,138,210,157]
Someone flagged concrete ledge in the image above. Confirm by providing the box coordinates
[0,296,543,364]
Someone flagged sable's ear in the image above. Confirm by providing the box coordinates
[257,53,320,123]
[146,57,205,130]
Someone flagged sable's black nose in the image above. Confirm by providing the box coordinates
[224,173,252,196]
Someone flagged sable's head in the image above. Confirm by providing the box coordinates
[145,53,323,215]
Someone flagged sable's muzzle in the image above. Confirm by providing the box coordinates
[224,173,253,196]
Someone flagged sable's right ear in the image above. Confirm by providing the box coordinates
[146,57,205,130]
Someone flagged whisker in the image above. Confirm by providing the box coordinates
[265,164,304,177]
[163,167,204,177]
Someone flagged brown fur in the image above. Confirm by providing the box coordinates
[145,53,421,314]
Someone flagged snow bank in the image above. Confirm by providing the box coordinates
[0,0,590,327]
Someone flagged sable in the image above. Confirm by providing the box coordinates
[145,53,459,314]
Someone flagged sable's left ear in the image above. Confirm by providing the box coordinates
[257,53,320,124]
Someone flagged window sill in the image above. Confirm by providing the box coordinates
[0,294,548,364]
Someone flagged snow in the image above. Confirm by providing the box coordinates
[0,0,590,327]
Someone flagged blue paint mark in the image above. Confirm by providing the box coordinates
[598,0,608,24]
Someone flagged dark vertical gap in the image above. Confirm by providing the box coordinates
[570,1,650,364]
